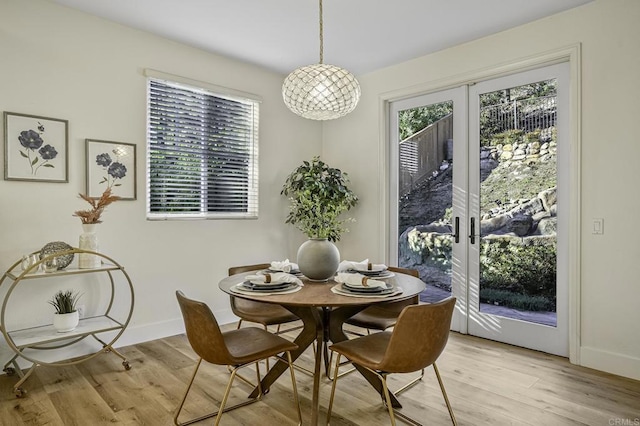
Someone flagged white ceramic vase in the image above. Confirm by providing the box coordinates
[78,223,100,269]
[297,238,340,282]
[53,311,79,333]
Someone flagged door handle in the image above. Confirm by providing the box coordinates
[453,216,460,243]
[442,217,460,243]
[469,217,476,244]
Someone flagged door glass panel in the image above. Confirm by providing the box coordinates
[397,101,454,303]
[478,79,558,327]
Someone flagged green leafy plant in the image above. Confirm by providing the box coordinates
[48,290,82,314]
[479,288,554,312]
[479,239,557,304]
[281,156,358,242]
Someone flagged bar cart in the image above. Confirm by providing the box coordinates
[0,247,135,397]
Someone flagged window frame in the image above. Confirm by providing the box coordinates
[145,70,260,220]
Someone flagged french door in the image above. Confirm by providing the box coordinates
[389,62,569,356]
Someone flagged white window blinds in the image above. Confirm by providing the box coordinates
[147,77,259,219]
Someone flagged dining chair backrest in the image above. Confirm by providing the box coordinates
[384,266,420,311]
[227,263,273,316]
[228,263,270,276]
[378,297,456,374]
[176,290,233,365]
[387,266,419,278]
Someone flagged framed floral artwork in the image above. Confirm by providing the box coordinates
[3,111,69,182]
[86,139,136,200]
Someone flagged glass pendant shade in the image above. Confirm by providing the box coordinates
[282,63,361,120]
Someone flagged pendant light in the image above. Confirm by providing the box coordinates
[282,0,361,120]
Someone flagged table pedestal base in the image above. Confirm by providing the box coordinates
[249,304,401,425]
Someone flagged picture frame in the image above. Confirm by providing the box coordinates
[3,111,69,182]
[85,139,137,200]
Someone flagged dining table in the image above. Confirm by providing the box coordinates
[218,268,426,425]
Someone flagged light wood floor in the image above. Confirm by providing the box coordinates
[0,323,638,425]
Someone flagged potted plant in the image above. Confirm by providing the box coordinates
[73,187,120,268]
[282,156,358,280]
[48,289,82,332]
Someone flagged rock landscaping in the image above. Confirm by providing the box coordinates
[399,128,558,316]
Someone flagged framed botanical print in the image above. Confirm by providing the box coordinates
[86,139,137,200]
[3,111,69,182]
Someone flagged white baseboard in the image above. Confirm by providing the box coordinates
[113,308,239,348]
[580,346,640,381]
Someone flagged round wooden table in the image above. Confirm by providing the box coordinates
[219,270,426,425]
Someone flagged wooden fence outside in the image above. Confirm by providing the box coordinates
[399,114,452,196]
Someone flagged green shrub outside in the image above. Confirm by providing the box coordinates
[479,239,556,311]
[479,288,554,312]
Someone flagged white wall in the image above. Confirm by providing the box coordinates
[0,0,321,358]
[322,0,640,380]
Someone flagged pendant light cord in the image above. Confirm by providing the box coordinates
[319,0,324,64]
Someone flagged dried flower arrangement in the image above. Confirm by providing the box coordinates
[73,187,121,224]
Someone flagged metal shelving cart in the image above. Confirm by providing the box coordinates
[0,248,135,397]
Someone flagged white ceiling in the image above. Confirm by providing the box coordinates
[49,0,593,76]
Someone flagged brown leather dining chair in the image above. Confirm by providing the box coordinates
[345,266,420,334]
[328,266,421,380]
[174,291,302,426]
[326,297,458,426]
[228,263,301,334]
[229,263,317,377]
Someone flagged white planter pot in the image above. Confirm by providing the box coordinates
[53,311,79,333]
[297,238,340,282]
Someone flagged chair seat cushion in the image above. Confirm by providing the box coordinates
[231,297,298,325]
[345,296,419,331]
[223,327,298,365]
[233,299,299,326]
[329,332,392,371]
[346,307,398,331]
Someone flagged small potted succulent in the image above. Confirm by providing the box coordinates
[282,156,358,280]
[48,290,82,332]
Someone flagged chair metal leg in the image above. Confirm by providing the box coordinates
[326,350,355,381]
[433,363,457,425]
[262,325,271,371]
[174,357,203,426]
[380,373,397,426]
[174,358,263,426]
[325,353,342,425]
[286,351,303,425]
[273,350,314,378]
[390,364,456,426]
[227,361,261,388]
[393,368,424,396]
[327,357,442,426]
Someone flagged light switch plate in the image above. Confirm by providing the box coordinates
[592,218,604,235]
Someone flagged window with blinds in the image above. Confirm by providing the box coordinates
[146,78,259,219]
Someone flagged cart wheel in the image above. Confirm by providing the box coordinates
[4,367,16,376]
[123,361,131,370]
[14,387,26,398]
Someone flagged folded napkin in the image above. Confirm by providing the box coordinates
[270,259,299,273]
[338,259,388,273]
[335,272,388,289]
[245,272,302,286]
